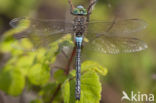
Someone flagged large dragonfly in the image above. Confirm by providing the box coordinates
[9,0,148,100]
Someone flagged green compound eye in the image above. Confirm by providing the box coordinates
[81,8,87,15]
[73,8,80,14]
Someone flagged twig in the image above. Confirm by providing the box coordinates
[49,84,62,103]
[49,46,76,102]
[65,46,76,75]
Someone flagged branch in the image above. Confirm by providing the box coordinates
[65,46,76,75]
[49,84,62,103]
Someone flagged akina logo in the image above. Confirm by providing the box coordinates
[121,91,155,102]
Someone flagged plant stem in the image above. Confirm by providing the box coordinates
[49,47,76,103]
[65,46,76,75]
[49,84,61,103]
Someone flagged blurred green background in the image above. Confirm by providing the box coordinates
[0,0,156,103]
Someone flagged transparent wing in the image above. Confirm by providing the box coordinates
[84,36,148,54]
[10,17,73,34]
[9,17,73,50]
[86,19,147,39]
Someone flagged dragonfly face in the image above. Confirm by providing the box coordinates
[72,5,87,16]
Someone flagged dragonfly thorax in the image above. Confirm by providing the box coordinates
[73,16,86,37]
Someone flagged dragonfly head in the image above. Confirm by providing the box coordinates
[72,5,87,16]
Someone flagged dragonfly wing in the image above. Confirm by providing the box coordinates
[9,17,73,50]
[84,36,148,54]
[13,31,65,51]
[86,19,147,38]
[10,17,73,33]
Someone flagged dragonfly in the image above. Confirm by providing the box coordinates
[9,0,148,100]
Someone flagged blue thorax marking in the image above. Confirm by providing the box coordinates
[75,36,83,45]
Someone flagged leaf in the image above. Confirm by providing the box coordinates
[41,34,73,67]
[0,18,31,53]
[62,71,102,103]
[8,68,25,96]
[11,38,34,52]
[54,70,67,83]
[16,55,34,67]
[2,17,30,41]
[0,67,25,96]
[0,40,15,52]
[58,39,74,52]
[62,80,70,103]
[27,64,50,85]
[5,53,35,76]
[44,42,59,63]
[81,61,108,76]
[39,83,57,96]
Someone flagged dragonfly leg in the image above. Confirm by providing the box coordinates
[87,0,98,22]
[68,0,75,14]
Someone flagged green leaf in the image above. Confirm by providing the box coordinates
[62,80,70,103]
[11,38,34,52]
[39,83,57,96]
[2,18,30,40]
[58,39,74,53]
[45,42,59,63]
[16,55,34,67]
[62,71,102,103]
[54,70,67,83]
[0,40,15,52]
[82,61,108,76]
[8,68,25,96]
[0,18,31,53]
[41,34,73,67]
[27,64,50,85]
[5,53,35,76]
[0,67,25,96]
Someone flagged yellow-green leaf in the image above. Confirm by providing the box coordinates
[62,71,102,103]
[0,67,25,96]
[27,64,50,85]
[82,61,108,76]
[54,70,67,83]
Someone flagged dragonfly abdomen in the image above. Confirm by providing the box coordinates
[75,36,83,100]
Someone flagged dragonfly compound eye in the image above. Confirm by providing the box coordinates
[73,8,80,15]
